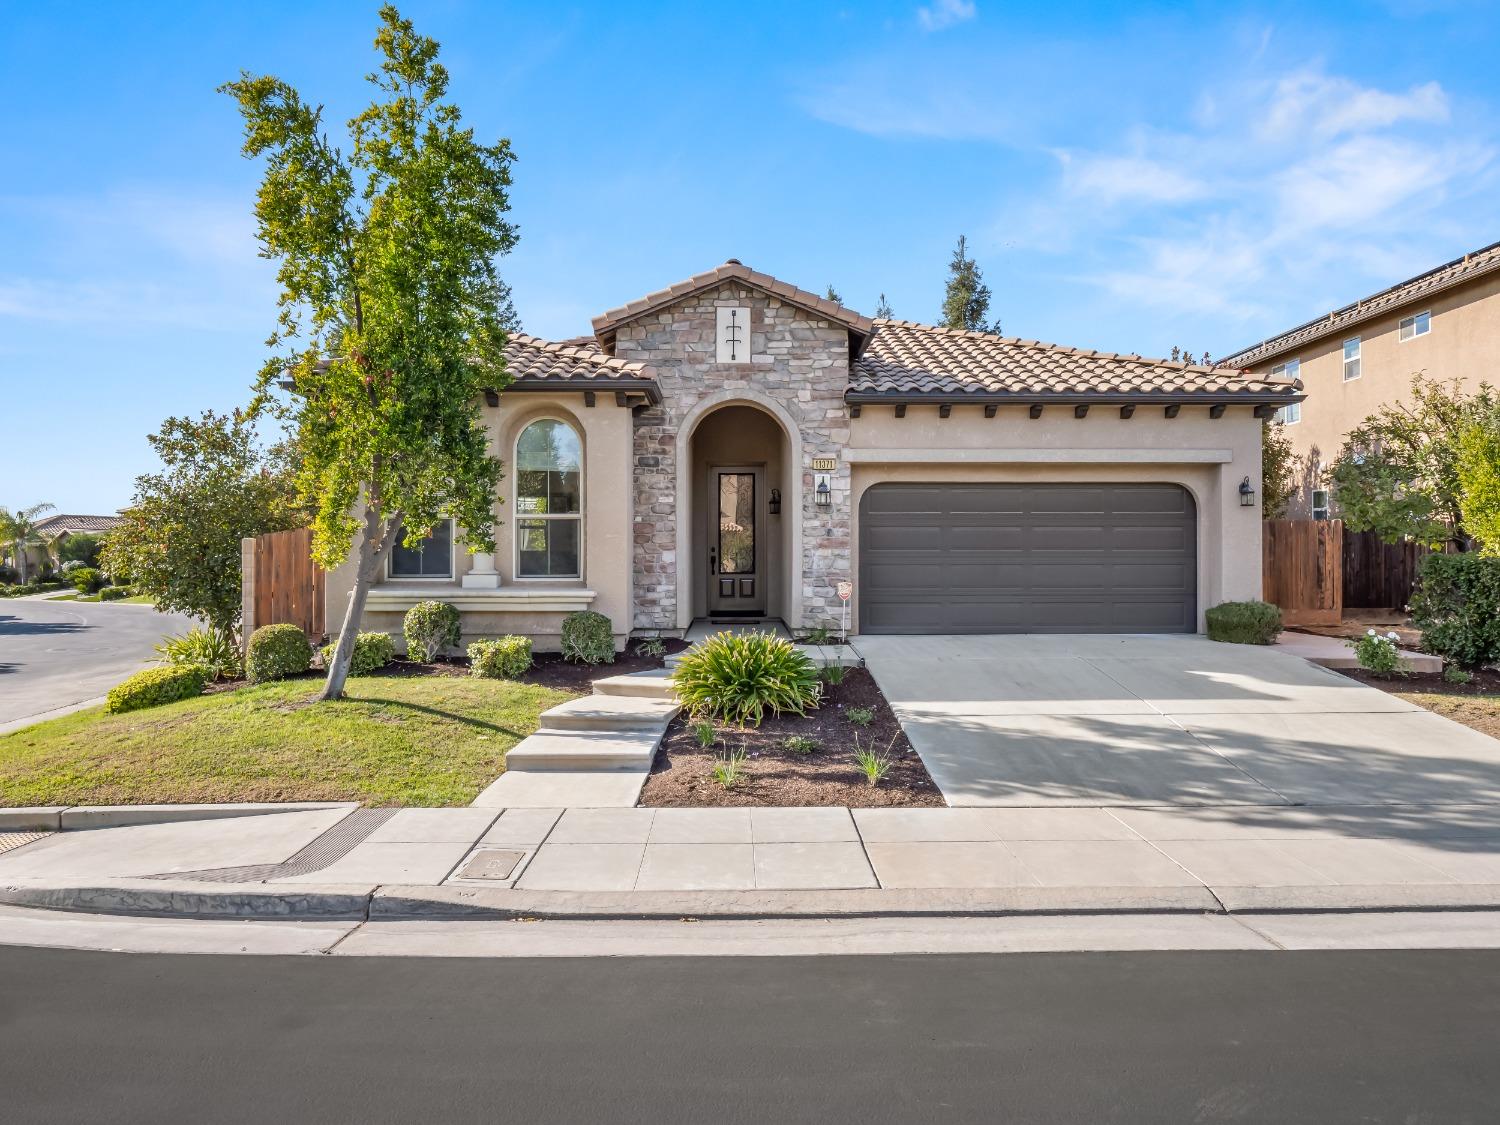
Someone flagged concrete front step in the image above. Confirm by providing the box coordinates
[537,694,680,734]
[472,768,648,808]
[592,669,677,701]
[665,644,863,670]
[505,730,662,771]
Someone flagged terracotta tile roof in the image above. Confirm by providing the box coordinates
[851,320,1302,402]
[591,260,875,341]
[32,514,123,535]
[503,332,654,384]
[1220,239,1500,368]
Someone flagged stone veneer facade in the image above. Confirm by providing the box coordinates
[615,283,853,631]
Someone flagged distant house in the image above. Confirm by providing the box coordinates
[1221,240,1500,518]
[17,513,124,573]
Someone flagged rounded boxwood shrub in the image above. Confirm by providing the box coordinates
[69,566,103,594]
[468,635,533,679]
[106,665,207,714]
[672,630,822,726]
[1205,600,1283,645]
[560,610,615,665]
[321,631,396,676]
[99,585,133,601]
[246,623,313,683]
[1410,553,1500,670]
[403,599,461,663]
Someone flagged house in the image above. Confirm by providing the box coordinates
[7,513,123,575]
[325,261,1301,649]
[1221,239,1500,518]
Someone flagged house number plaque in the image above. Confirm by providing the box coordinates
[811,458,837,471]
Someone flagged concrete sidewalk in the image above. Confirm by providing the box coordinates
[7,802,1500,920]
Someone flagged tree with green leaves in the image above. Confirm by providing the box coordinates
[56,532,103,569]
[222,5,517,699]
[0,502,55,584]
[824,284,843,305]
[941,235,999,334]
[1261,420,1299,520]
[1329,376,1497,549]
[874,293,893,319]
[1456,408,1500,556]
[103,411,300,638]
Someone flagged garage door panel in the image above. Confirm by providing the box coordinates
[859,483,1196,635]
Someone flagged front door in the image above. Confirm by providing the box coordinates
[707,465,767,615]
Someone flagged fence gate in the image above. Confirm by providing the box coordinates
[1262,518,1342,626]
[243,528,325,642]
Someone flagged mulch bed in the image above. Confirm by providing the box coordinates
[1339,667,1500,740]
[639,667,943,807]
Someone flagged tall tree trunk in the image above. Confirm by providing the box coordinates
[16,546,28,585]
[320,505,400,701]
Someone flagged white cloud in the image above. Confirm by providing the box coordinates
[916,0,976,33]
[1061,153,1208,206]
[1257,69,1448,142]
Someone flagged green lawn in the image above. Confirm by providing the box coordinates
[51,592,155,604]
[0,676,578,807]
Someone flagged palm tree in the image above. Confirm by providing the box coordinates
[0,502,56,584]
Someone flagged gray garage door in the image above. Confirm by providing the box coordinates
[858,483,1197,634]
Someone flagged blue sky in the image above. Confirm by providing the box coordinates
[4,0,1498,512]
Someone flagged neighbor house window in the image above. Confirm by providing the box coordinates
[1270,359,1301,424]
[1311,489,1330,520]
[1399,311,1431,341]
[1342,337,1362,381]
[1270,358,1301,380]
[516,419,582,578]
[389,519,454,579]
[1275,402,1302,425]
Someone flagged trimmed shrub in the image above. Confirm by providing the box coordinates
[561,610,615,665]
[0,581,67,598]
[1410,553,1500,670]
[403,600,461,663]
[156,626,243,681]
[672,630,822,726]
[1205,600,1283,645]
[0,564,16,584]
[99,585,133,601]
[468,635,533,679]
[106,665,206,714]
[69,566,103,594]
[321,631,395,676]
[246,623,312,683]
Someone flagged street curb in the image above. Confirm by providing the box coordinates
[0,881,377,920]
[0,802,359,831]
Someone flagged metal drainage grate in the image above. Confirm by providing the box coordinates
[146,808,398,884]
[0,831,51,856]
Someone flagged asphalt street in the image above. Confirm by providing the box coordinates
[3,945,1499,1123]
[0,597,191,726]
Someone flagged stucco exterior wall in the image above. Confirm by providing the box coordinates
[847,404,1265,632]
[1241,270,1500,515]
[616,283,852,631]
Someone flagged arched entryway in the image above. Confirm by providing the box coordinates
[675,398,800,629]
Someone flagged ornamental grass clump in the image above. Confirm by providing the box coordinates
[155,625,243,681]
[672,631,822,727]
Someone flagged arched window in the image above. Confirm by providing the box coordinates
[515,419,582,578]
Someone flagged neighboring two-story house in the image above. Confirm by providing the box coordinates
[1221,240,1500,518]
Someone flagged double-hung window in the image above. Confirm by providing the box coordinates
[390,519,454,579]
[1342,337,1362,381]
[1399,311,1431,341]
[1270,359,1301,423]
[516,419,582,578]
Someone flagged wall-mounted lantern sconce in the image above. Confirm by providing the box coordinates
[1239,476,1256,507]
[768,488,782,516]
[814,475,832,508]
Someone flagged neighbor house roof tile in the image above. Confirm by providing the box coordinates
[851,320,1302,402]
[32,514,124,535]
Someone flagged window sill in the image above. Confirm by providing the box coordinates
[367,584,597,613]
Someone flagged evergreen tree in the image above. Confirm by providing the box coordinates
[874,293,893,319]
[941,236,999,333]
[824,284,843,305]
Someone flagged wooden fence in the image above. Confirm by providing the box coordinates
[241,528,325,642]
[1262,518,1343,626]
[1342,529,1447,610]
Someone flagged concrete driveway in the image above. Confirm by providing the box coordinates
[0,598,193,730]
[856,634,1500,808]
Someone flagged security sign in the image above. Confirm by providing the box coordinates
[836,580,852,602]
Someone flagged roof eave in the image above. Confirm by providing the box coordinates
[500,377,662,405]
[844,389,1305,406]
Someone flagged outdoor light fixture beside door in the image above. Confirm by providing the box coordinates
[814,474,832,507]
[769,488,781,516]
[1239,476,1256,507]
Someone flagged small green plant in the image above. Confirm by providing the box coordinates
[803,625,834,645]
[321,631,396,676]
[845,705,874,728]
[710,744,748,789]
[403,600,461,663]
[692,719,717,749]
[672,630,822,726]
[635,636,667,659]
[68,566,103,594]
[468,635,532,679]
[1444,664,1473,685]
[1350,629,1403,677]
[561,610,615,665]
[246,623,313,684]
[1205,600,1283,645]
[782,734,820,755]
[106,665,207,714]
[852,733,897,787]
[156,626,243,681]
[820,662,848,686]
